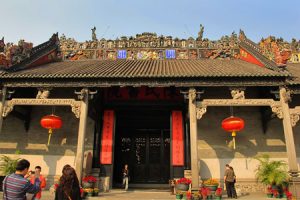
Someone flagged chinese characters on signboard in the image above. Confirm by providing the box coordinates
[100,110,115,164]
[172,111,184,166]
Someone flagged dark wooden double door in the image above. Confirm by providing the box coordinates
[115,130,170,184]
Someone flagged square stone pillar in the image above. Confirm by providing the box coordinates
[279,88,300,199]
[0,87,7,134]
[75,89,89,182]
[188,88,199,190]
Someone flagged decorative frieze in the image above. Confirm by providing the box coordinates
[197,99,283,119]
[2,98,81,118]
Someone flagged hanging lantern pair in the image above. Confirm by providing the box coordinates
[40,114,63,146]
[221,116,244,149]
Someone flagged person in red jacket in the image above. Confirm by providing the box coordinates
[30,166,46,200]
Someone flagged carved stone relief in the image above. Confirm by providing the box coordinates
[230,89,245,100]
[2,98,81,118]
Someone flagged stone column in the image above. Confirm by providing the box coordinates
[0,87,7,134]
[188,88,199,189]
[280,87,300,199]
[75,89,89,182]
[279,87,298,173]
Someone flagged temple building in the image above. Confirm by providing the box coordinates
[0,28,300,195]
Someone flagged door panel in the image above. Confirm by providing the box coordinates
[133,136,147,182]
[148,134,161,182]
[115,129,170,184]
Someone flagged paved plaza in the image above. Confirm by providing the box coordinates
[0,190,269,200]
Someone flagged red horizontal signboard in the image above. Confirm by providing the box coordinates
[172,111,184,166]
[100,110,114,165]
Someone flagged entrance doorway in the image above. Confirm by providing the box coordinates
[113,109,171,186]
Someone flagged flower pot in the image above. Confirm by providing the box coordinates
[87,192,93,197]
[267,193,273,198]
[82,182,94,188]
[176,184,189,191]
[203,185,218,192]
[93,192,99,196]
[176,194,183,199]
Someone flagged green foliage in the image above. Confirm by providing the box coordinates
[254,154,289,186]
[0,151,21,175]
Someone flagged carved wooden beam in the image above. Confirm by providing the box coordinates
[2,98,81,118]
[196,99,283,119]
[290,106,300,127]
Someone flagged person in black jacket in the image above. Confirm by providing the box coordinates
[55,165,81,200]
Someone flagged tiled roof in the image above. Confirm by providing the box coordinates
[239,39,279,71]
[1,59,287,79]
[286,63,300,85]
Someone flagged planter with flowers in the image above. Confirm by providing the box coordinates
[215,187,222,199]
[82,175,97,188]
[286,191,292,200]
[200,187,211,200]
[203,178,219,192]
[83,188,94,197]
[272,189,279,198]
[192,192,200,200]
[266,185,273,198]
[176,178,191,191]
[186,191,192,200]
[93,188,99,196]
[176,191,183,199]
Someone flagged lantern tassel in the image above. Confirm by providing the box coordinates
[232,131,236,150]
[47,129,53,146]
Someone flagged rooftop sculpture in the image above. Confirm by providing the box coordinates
[0,26,299,67]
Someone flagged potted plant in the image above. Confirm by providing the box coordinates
[186,191,192,200]
[0,152,21,192]
[176,178,191,191]
[255,154,289,198]
[215,187,222,199]
[266,185,273,198]
[286,191,292,200]
[202,178,219,192]
[93,188,99,196]
[82,175,97,188]
[176,191,183,199]
[192,191,200,200]
[200,187,211,200]
[83,188,94,197]
[272,189,279,198]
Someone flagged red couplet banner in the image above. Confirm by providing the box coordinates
[100,110,115,164]
[172,111,184,166]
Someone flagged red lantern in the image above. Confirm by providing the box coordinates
[40,114,62,145]
[221,116,244,149]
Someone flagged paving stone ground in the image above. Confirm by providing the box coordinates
[1,190,270,200]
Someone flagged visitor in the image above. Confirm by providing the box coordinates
[229,166,237,199]
[122,164,129,191]
[30,166,46,200]
[2,159,41,200]
[55,165,82,200]
[224,164,237,199]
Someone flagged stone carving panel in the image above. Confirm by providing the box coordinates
[2,98,81,118]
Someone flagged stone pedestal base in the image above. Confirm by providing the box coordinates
[289,177,300,199]
[99,177,110,192]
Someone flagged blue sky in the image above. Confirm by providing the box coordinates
[1,0,300,45]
